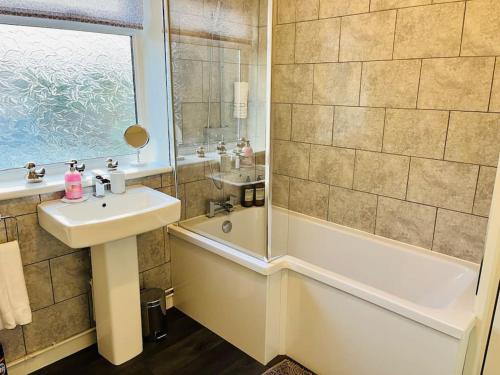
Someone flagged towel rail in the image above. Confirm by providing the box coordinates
[0,215,20,243]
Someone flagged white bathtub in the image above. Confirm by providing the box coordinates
[169,206,478,375]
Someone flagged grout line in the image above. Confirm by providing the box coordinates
[415,59,423,109]
[358,62,364,106]
[458,1,467,57]
[430,206,439,250]
[271,54,500,67]
[405,157,412,200]
[272,137,494,169]
[391,9,398,60]
[442,111,452,160]
[471,165,482,214]
[488,56,497,112]
[47,260,56,305]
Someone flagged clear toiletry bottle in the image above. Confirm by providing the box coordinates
[64,161,83,200]
[241,176,254,207]
[253,175,265,207]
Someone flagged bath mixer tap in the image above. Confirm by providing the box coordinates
[24,162,46,183]
[93,175,111,197]
[207,195,238,218]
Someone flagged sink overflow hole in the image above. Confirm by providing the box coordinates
[222,220,232,233]
[102,203,107,208]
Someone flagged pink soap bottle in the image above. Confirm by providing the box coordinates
[64,161,83,200]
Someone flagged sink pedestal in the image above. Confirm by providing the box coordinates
[91,236,143,365]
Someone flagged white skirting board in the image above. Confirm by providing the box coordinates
[6,293,174,375]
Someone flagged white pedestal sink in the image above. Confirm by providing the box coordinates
[37,185,181,365]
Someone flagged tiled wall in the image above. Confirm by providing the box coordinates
[0,173,174,363]
[271,0,500,263]
[168,0,264,153]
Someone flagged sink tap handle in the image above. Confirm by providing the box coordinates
[106,158,119,170]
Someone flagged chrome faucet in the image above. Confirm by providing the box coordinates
[207,195,238,218]
[24,162,46,183]
[93,175,111,197]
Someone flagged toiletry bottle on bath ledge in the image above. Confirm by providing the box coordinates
[254,176,265,207]
[241,176,254,207]
[64,161,83,200]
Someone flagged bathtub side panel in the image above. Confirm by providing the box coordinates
[285,271,466,375]
[171,236,269,363]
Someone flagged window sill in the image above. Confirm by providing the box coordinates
[0,161,172,202]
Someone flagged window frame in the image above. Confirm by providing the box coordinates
[0,0,173,199]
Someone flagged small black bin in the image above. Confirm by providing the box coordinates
[140,288,167,342]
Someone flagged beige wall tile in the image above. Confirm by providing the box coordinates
[8,214,73,265]
[295,18,340,63]
[376,197,436,248]
[433,209,488,263]
[360,60,421,108]
[0,326,25,362]
[383,109,448,159]
[319,0,369,18]
[445,112,500,167]
[24,261,54,311]
[394,3,464,59]
[0,326,26,362]
[273,23,295,64]
[50,250,90,303]
[173,59,203,102]
[296,0,320,21]
[272,173,290,208]
[161,172,174,188]
[418,57,495,112]
[137,228,166,272]
[0,195,40,217]
[23,294,90,353]
[462,0,500,56]
[272,140,310,178]
[289,178,329,219]
[313,63,361,106]
[184,179,220,219]
[340,11,396,62]
[353,151,410,199]
[277,0,295,23]
[370,0,430,11]
[407,158,479,212]
[291,104,334,144]
[309,145,355,188]
[272,64,314,104]
[490,59,500,113]
[272,103,292,140]
[328,187,377,233]
[177,162,205,184]
[143,263,172,290]
[333,106,385,151]
[474,166,497,217]
[126,175,162,189]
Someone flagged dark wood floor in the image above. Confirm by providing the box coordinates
[32,308,283,375]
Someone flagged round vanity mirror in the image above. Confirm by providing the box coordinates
[124,124,150,164]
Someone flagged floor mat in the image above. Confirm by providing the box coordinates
[261,359,313,375]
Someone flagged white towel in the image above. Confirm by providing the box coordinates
[0,241,32,330]
[234,82,249,119]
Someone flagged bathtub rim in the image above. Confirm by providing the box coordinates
[169,213,477,340]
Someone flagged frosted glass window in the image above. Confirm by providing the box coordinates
[0,24,137,170]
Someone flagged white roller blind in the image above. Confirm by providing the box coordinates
[0,0,143,29]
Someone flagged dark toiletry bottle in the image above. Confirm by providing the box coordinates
[253,176,265,207]
[241,176,254,207]
[0,343,7,375]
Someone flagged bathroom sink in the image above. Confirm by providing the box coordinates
[38,185,180,248]
[37,185,180,366]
